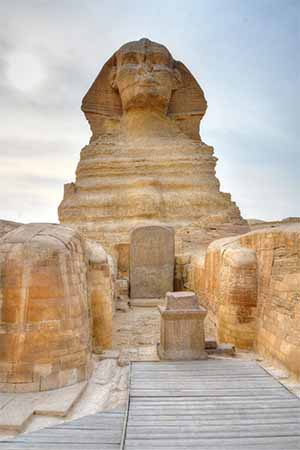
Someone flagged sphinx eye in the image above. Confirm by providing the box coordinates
[152,54,170,66]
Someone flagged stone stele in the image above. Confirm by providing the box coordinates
[58,38,248,258]
[158,291,207,360]
[130,225,174,298]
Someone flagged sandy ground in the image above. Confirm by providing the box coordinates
[113,305,161,349]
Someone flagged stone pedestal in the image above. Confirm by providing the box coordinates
[158,291,208,360]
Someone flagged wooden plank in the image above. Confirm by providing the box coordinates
[0,409,125,449]
[12,429,121,443]
[129,408,300,418]
[124,436,300,449]
[131,373,271,378]
[132,378,271,383]
[126,422,300,435]
[1,359,299,449]
[125,360,300,449]
[130,397,300,405]
[53,415,124,429]
[130,389,291,398]
[128,414,300,426]
[0,444,118,450]
[129,399,300,411]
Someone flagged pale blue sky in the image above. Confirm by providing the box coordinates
[1,0,299,222]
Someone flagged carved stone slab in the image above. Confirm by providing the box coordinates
[130,225,175,299]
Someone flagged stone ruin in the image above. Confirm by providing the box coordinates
[0,223,113,392]
[58,37,249,263]
[0,38,299,394]
[188,223,300,377]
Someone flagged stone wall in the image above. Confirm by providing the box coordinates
[188,224,300,377]
[85,240,114,352]
[0,224,114,392]
[174,255,191,291]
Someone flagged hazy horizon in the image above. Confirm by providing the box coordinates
[1,0,299,223]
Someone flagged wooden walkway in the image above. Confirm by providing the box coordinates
[125,360,300,450]
[1,359,300,449]
[0,409,125,449]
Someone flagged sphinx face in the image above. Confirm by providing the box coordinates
[113,39,177,113]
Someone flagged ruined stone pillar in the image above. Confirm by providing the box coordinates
[158,291,207,360]
[85,241,114,352]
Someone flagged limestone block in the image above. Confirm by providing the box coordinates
[174,254,192,290]
[175,255,191,266]
[130,225,175,299]
[158,291,207,360]
[115,243,130,277]
[188,224,300,378]
[213,343,235,356]
[115,278,129,298]
[217,246,258,348]
[165,291,199,310]
[0,223,92,392]
[85,240,114,351]
[115,278,129,312]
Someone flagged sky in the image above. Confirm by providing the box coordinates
[1,0,299,223]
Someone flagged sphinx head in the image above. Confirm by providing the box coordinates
[82,38,207,141]
[110,38,181,113]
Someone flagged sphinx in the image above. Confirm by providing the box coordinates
[59,38,248,257]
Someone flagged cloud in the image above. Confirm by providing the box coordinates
[0,0,299,223]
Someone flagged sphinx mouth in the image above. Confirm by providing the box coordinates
[135,79,160,88]
[139,83,159,89]
[119,79,161,94]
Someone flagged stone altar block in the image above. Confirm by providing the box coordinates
[158,291,207,360]
[130,225,174,299]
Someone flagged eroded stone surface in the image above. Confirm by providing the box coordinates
[58,38,248,257]
[0,382,87,431]
[188,224,300,378]
[0,359,128,439]
[0,224,92,392]
[112,305,161,349]
[0,220,22,240]
[0,224,114,392]
[165,291,198,310]
[158,291,207,360]
[85,240,114,351]
[130,225,174,299]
